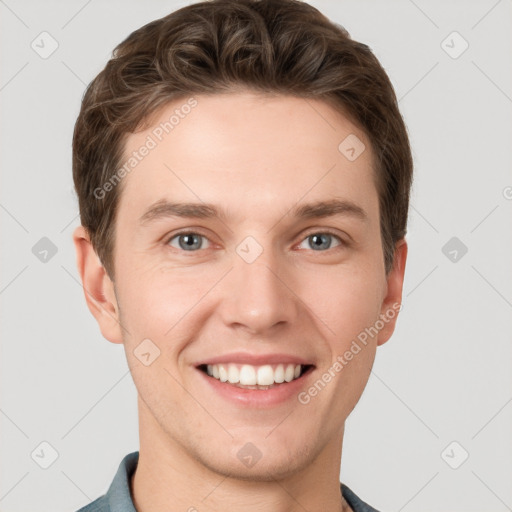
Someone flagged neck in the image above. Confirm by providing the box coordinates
[131,397,351,512]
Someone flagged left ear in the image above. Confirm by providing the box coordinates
[376,238,408,347]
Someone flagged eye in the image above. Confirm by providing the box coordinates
[297,231,344,251]
[167,232,211,251]
[165,230,346,253]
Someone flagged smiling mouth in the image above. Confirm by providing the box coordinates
[197,363,315,390]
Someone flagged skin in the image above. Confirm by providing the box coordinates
[73,92,407,512]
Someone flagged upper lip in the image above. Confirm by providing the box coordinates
[195,352,315,367]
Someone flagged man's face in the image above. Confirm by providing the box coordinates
[90,92,406,480]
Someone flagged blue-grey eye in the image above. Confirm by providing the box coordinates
[298,233,342,251]
[168,233,210,251]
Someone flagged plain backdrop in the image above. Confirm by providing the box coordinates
[1,1,511,511]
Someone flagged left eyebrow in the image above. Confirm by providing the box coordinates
[290,199,368,223]
[138,198,369,226]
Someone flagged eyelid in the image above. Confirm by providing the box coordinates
[299,227,347,242]
[164,227,210,241]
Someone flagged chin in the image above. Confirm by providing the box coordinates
[201,439,317,482]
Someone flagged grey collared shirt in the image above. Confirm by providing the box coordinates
[76,452,380,512]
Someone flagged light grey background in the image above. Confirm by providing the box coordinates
[1,1,511,511]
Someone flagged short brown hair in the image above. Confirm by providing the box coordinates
[73,0,413,280]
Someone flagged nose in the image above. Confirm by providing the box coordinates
[217,242,300,336]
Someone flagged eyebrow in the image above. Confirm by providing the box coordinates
[138,198,368,225]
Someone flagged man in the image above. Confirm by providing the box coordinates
[72,1,412,510]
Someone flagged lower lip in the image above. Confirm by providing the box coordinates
[196,366,315,408]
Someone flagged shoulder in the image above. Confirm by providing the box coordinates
[73,451,139,512]
[75,495,109,512]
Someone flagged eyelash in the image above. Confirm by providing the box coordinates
[164,229,348,254]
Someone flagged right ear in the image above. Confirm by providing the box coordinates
[72,225,124,344]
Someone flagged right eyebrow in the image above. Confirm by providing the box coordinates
[139,200,223,225]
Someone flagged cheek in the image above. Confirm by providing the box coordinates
[301,265,384,344]
[116,274,200,395]
[116,267,208,345]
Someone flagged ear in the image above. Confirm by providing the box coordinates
[72,225,124,344]
[376,238,408,347]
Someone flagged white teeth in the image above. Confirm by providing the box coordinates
[274,364,285,383]
[239,365,257,385]
[204,363,304,386]
[228,365,239,384]
[284,364,295,382]
[257,365,274,386]
[218,365,228,382]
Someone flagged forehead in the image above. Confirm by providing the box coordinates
[118,92,378,224]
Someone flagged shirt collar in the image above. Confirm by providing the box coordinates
[105,451,138,512]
